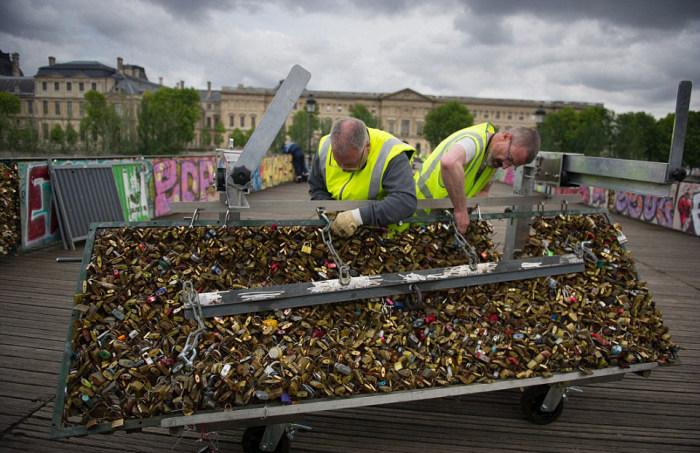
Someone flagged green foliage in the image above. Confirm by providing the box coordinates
[213,120,226,148]
[137,87,201,155]
[271,124,287,153]
[422,102,474,147]
[65,123,79,147]
[287,110,318,153]
[80,90,121,153]
[320,118,333,136]
[656,111,700,169]
[200,128,211,149]
[349,103,381,128]
[611,112,660,160]
[0,92,21,115]
[228,128,254,148]
[50,124,64,145]
[539,106,613,156]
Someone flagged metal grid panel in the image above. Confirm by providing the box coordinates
[50,164,124,249]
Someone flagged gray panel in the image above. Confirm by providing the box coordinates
[50,165,124,249]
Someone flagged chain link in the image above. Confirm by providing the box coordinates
[317,209,351,285]
[444,210,479,271]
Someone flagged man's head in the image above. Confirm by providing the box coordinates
[486,127,540,169]
[330,117,370,172]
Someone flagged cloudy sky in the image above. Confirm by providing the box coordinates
[2,0,699,118]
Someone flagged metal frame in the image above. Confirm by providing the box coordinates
[51,207,653,440]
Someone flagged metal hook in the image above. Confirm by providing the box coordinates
[188,208,200,228]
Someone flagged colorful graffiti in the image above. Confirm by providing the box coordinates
[613,191,674,228]
[553,186,608,208]
[152,157,217,217]
[113,163,151,221]
[673,182,700,236]
[18,162,61,249]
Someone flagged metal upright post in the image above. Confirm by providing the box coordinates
[503,163,536,260]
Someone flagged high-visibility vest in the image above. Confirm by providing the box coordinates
[318,128,414,200]
[414,123,496,206]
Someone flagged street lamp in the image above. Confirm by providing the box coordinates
[533,106,546,130]
[306,94,317,166]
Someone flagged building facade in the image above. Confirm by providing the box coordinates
[1,53,602,155]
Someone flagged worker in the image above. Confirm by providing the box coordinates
[281,142,309,182]
[414,123,540,233]
[308,117,417,238]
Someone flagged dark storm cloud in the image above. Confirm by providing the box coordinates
[0,0,66,41]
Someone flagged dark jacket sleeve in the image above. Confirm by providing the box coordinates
[308,153,333,200]
[358,151,417,226]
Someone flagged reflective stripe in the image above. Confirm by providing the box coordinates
[416,131,485,197]
[319,138,330,186]
[368,138,402,199]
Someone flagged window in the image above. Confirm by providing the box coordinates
[326,105,331,112]
[416,122,423,135]
[42,81,47,91]
[115,103,120,115]
[54,82,59,91]
[207,117,211,128]
[519,113,524,120]
[495,111,501,119]
[28,101,33,114]
[91,82,97,91]
[42,123,49,138]
[67,82,72,91]
[55,101,60,115]
[229,116,234,127]
[67,101,72,116]
[79,82,84,91]
[43,101,48,115]
[507,112,512,120]
[79,102,84,117]
[207,103,212,110]
[337,104,342,112]
[388,121,395,134]
[251,116,256,128]
[401,120,409,136]
[484,112,489,118]
[240,115,245,127]
[371,106,377,114]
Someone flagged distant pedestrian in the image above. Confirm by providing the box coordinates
[281,142,309,182]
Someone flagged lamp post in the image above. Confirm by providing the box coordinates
[306,94,316,167]
[533,105,546,131]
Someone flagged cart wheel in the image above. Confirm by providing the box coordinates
[242,426,291,453]
[520,385,564,425]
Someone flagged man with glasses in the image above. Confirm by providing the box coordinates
[309,117,417,237]
[414,123,540,233]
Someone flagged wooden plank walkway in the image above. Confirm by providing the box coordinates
[1,182,698,452]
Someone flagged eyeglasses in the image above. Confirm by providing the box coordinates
[504,139,514,167]
[330,146,367,172]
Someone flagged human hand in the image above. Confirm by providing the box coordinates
[454,209,470,234]
[331,210,361,238]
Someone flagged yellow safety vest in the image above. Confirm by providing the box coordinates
[318,128,414,200]
[414,123,496,206]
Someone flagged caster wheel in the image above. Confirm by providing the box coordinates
[242,426,291,453]
[520,385,564,425]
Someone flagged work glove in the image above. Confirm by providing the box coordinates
[331,209,362,238]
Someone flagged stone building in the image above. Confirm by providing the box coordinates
[2,53,601,154]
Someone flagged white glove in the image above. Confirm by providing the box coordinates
[331,209,363,238]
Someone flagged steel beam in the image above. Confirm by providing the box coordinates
[186,254,584,319]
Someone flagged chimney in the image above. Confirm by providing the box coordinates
[117,57,123,72]
[207,81,211,96]
[180,80,184,89]
[11,53,20,76]
[49,56,56,65]
[159,77,163,86]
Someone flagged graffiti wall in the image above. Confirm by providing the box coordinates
[3,154,297,252]
[151,157,217,217]
[17,161,61,250]
[113,163,152,221]
[612,191,675,229]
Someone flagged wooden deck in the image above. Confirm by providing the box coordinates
[1,182,698,452]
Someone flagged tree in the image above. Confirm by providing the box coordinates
[422,101,474,147]
[319,118,333,136]
[228,128,254,148]
[0,92,22,150]
[349,103,381,128]
[80,90,121,153]
[271,124,287,153]
[65,123,79,148]
[287,110,318,154]
[50,124,64,149]
[213,120,226,148]
[200,128,211,149]
[539,106,613,156]
[137,87,201,155]
[611,112,660,160]
[657,111,700,169]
